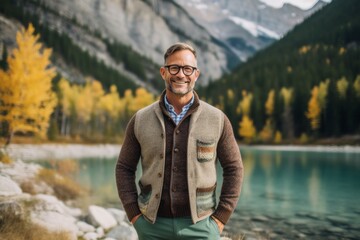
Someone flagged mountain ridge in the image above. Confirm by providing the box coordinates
[1,0,329,92]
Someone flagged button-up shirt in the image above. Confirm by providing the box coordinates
[164,94,194,125]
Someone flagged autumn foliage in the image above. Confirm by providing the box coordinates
[0,24,56,145]
[1,23,359,145]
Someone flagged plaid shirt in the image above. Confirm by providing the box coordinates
[164,94,194,125]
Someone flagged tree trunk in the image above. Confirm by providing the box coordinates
[5,131,14,147]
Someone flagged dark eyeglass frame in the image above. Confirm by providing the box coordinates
[164,64,198,76]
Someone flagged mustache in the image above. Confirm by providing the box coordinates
[170,77,190,83]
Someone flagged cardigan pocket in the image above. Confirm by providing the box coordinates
[196,140,216,162]
[196,184,217,217]
[138,181,152,214]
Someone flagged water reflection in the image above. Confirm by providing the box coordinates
[237,147,360,218]
[33,146,360,238]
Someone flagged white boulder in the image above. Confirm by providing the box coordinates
[88,205,117,230]
[77,221,96,233]
[107,208,127,224]
[31,211,78,240]
[0,175,22,196]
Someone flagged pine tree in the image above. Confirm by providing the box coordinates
[0,24,56,145]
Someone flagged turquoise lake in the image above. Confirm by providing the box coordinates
[34,146,360,239]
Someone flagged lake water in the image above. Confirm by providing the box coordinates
[34,146,360,239]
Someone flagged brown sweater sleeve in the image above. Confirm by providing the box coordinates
[212,114,244,224]
[115,115,142,221]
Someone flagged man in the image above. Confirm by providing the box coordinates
[116,42,243,240]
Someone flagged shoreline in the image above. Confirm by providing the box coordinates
[5,143,122,161]
[4,143,360,161]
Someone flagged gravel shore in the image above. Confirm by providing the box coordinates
[5,144,121,161]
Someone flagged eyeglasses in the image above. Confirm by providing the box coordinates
[164,65,197,76]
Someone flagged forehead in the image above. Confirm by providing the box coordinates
[166,50,197,65]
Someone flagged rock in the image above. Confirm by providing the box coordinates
[286,218,308,226]
[106,225,137,240]
[77,221,95,233]
[252,215,269,222]
[326,216,350,225]
[96,227,105,238]
[88,205,117,230]
[31,211,78,240]
[107,208,127,224]
[0,175,22,196]
[326,226,345,233]
[83,232,99,240]
[34,194,82,217]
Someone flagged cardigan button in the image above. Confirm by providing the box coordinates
[174,148,179,153]
[176,130,180,134]
[155,193,160,199]
[160,153,164,158]
[173,167,178,172]
[158,172,162,177]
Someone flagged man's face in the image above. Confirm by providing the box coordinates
[160,50,200,96]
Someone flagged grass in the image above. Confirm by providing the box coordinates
[0,149,12,164]
[36,168,86,201]
[0,203,72,240]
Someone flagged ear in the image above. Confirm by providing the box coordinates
[160,67,166,80]
[194,69,200,82]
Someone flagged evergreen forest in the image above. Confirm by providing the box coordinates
[198,0,360,143]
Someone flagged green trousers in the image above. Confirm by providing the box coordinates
[133,216,221,240]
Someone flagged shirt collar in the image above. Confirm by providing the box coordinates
[164,94,194,113]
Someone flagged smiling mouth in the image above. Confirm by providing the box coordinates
[171,80,189,85]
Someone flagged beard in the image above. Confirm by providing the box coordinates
[166,77,194,96]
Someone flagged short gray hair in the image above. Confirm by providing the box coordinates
[164,42,197,64]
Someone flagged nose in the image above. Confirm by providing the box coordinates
[176,67,186,77]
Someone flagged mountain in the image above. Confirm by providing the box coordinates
[174,0,328,61]
[199,0,360,140]
[0,0,329,93]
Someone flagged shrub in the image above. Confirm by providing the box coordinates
[0,209,72,240]
[37,168,85,201]
[0,149,12,164]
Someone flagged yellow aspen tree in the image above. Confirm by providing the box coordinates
[260,89,275,142]
[57,78,80,136]
[0,24,56,145]
[90,79,105,114]
[353,75,360,97]
[217,95,225,111]
[317,79,330,110]
[227,89,234,102]
[280,87,293,108]
[98,85,122,138]
[238,90,253,115]
[129,88,155,113]
[280,87,294,140]
[265,89,275,116]
[118,89,135,127]
[336,77,349,99]
[239,115,256,143]
[88,79,105,127]
[238,91,256,142]
[274,131,282,144]
[306,86,321,130]
[259,119,273,142]
[99,85,122,119]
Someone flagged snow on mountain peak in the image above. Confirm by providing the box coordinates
[228,16,281,39]
[259,0,331,10]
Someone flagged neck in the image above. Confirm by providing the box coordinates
[166,90,193,114]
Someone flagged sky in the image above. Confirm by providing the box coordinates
[259,0,332,10]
